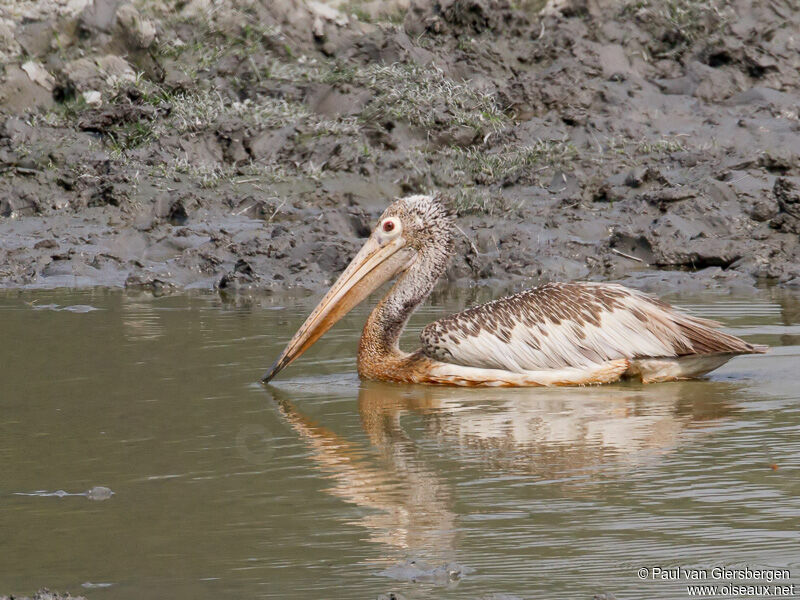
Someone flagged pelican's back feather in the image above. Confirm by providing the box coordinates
[420,282,766,373]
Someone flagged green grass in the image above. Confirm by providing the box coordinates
[449,187,496,215]
[168,90,309,132]
[601,134,690,160]
[107,121,156,153]
[621,0,731,57]
[400,140,578,215]
[636,137,687,154]
[359,63,508,131]
[440,139,578,184]
[266,59,509,132]
[338,1,407,24]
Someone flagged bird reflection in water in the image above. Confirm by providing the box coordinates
[270,384,456,561]
[266,379,741,561]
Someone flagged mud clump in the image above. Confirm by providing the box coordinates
[0,0,799,293]
[404,0,523,37]
[380,558,475,583]
[771,177,800,234]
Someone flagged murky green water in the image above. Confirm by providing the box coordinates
[1,287,798,599]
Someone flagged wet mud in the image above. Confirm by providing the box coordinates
[1,0,799,293]
[0,591,86,600]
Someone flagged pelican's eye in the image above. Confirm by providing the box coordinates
[379,217,401,238]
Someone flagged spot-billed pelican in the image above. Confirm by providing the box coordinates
[263,195,767,386]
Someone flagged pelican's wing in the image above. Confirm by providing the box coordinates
[420,282,765,372]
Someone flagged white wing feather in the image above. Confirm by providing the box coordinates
[420,282,760,373]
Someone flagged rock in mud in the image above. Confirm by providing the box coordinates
[218,258,260,290]
[380,559,474,584]
[78,0,123,35]
[85,486,114,500]
[20,61,55,92]
[124,274,175,293]
[0,65,55,113]
[64,55,136,92]
[114,4,156,49]
[153,197,189,226]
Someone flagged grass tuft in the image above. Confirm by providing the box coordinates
[266,59,509,132]
[621,0,732,58]
[441,139,578,184]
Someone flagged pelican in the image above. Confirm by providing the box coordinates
[263,195,767,387]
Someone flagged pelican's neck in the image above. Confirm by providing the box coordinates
[358,245,449,374]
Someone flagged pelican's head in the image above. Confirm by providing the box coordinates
[262,194,453,383]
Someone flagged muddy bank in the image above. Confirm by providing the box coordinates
[0,590,86,600]
[1,0,799,293]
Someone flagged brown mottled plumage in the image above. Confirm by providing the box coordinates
[420,282,763,372]
[263,195,767,387]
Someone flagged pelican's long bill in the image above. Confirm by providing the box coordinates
[261,233,413,383]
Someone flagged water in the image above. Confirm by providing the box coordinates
[1,287,798,599]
